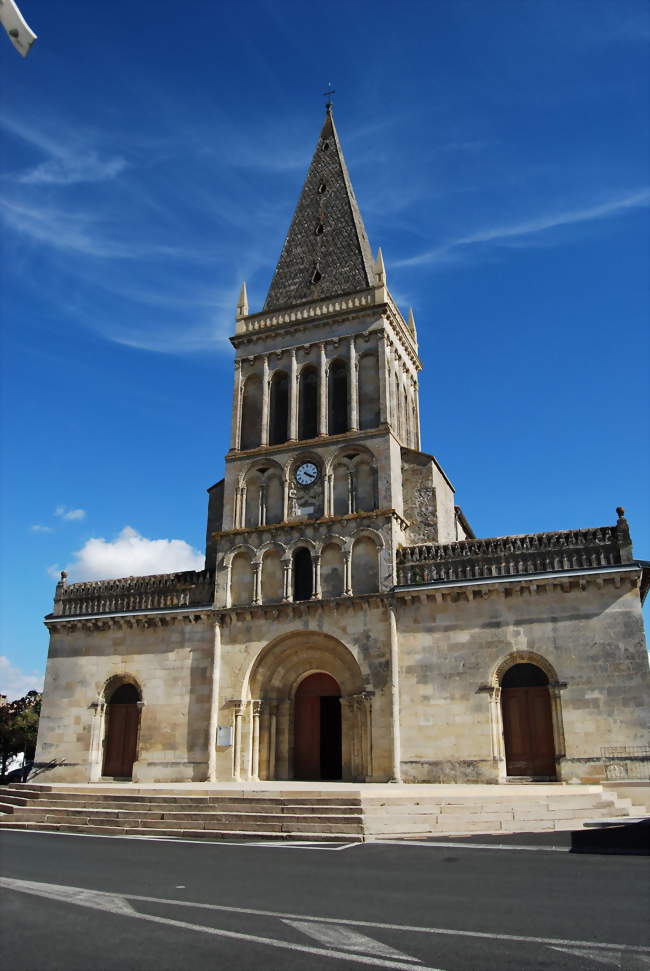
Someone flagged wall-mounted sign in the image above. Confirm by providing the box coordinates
[217,725,233,747]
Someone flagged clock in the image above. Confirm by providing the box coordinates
[295,462,319,487]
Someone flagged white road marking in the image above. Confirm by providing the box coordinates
[0,877,442,971]
[551,945,650,968]
[284,918,418,961]
[374,839,566,852]
[0,828,359,851]
[1,875,647,958]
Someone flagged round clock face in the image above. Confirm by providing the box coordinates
[295,462,319,487]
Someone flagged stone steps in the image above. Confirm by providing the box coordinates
[0,821,359,842]
[0,783,644,841]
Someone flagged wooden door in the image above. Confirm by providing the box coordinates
[502,685,556,778]
[294,673,341,780]
[103,700,139,778]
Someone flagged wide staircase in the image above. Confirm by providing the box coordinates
[0,783,645,842]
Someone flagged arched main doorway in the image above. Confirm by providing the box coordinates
[294,673,342,780]
[501,663,556,779]
[103,683,141,778]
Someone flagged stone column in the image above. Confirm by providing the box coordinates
[282,471,290,522]
[252,563,262,606]
[413,380,421,450]
[207,619,222,782]
[239,485,247,529]
[343,550,353,597]
[281,557,292,601]
[251,700,262,780]
[258,483,267,527]
[319,343,327,436]
[377,333,389,424]
[276,700,291,779]
[268,701,278,780]
[340,697,354,781]
[312,553,321,599]
[260,355,270,446]
[324,473,333,516]
[230,360,243,449]
[347,470,355,514]
[88,701,106,782]
[488,686,503,766]
[348,336,358,431]
[289,348,298,441]
[363,694,373,780]
[387,602,402,782]
[232,703,243,781]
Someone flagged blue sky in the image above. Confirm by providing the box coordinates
[1,0,648,698]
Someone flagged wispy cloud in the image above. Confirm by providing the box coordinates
[55,506,86,522]
[30,524,53,534]
[395,189,650,268]
[0,198,187,260]
[1,116,127,186]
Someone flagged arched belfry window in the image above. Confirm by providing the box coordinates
[269,371,289,445]
[328,360,348,435]
[293,547,313,601]
[299,366,318,440]
[240,374,262,450]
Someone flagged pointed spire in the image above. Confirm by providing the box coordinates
[407,307,416,337]
[263,110,375,311]
[374,247,386,287]
[236,281,248,319]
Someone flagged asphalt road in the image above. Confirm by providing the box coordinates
[1,830,648,971]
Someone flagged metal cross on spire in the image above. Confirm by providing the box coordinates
[323,84,336,113]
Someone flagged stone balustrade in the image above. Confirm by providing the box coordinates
[52,570,214,617]
[396,520,633,587]
[235,291,374,335]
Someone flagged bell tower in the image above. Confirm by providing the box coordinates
[209,107,466,609]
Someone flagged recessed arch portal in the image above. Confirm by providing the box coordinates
[244,631,370,782]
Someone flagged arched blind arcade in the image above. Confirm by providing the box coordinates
[328,361,348,435]
[299,366,318,440]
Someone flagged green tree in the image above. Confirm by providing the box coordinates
[0,691,41,780]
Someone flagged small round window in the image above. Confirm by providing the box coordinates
[318,182,327,194]
[322,140,330,151]
[315,223,324,236]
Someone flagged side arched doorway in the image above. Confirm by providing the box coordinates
[501,663,556,779]
[294,673,342,780]
[103,683,141,778]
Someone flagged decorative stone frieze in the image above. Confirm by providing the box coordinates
[396,522,632,586]
[52,569,214,618]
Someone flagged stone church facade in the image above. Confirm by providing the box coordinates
[36,109,650,787]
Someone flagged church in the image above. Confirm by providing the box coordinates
[35,108,650,788]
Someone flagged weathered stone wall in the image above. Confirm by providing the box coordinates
[395,572,650,783]
[400,447,458,545]
[35,617,213,783]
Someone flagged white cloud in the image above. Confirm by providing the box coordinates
[395,188,650,268]
[30,524,53,533]
[0,656,44,701]
[64,526,205,581]
[55,506,86,521]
